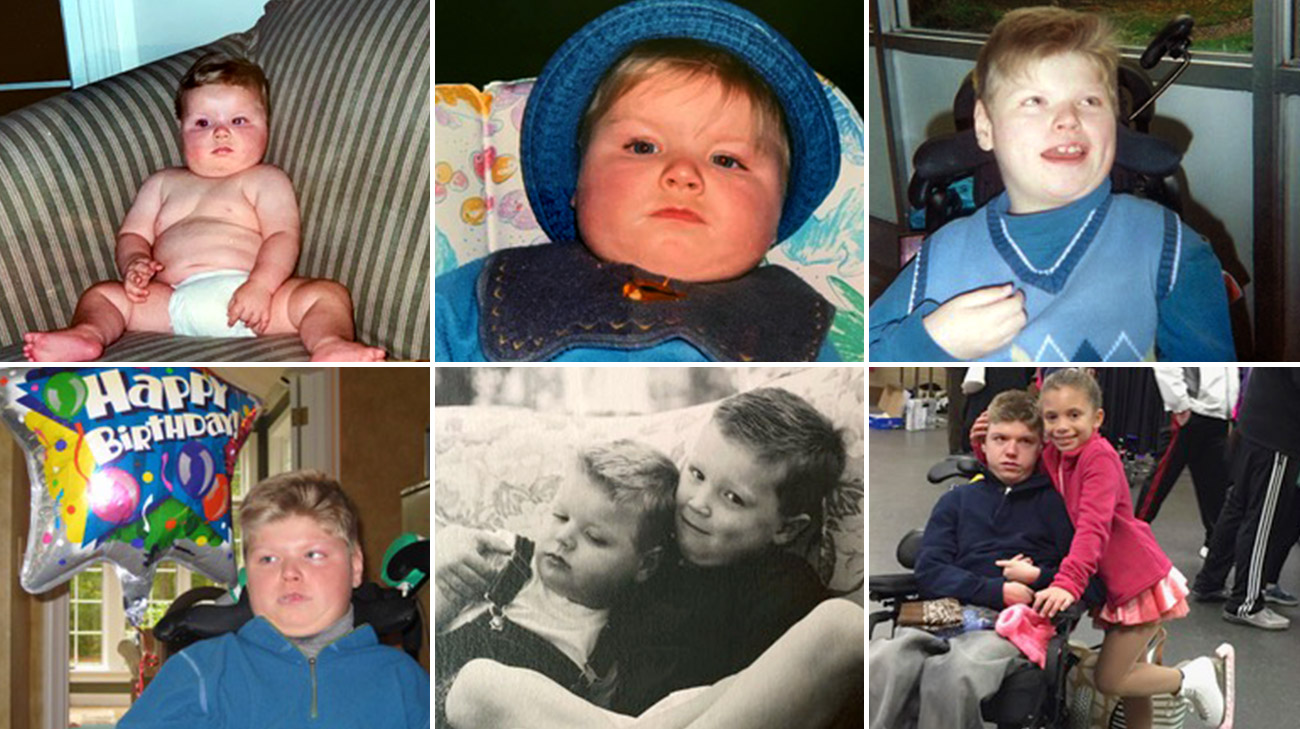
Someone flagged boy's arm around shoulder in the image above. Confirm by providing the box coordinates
[117,646,218,729]
[1155,220,1235,360]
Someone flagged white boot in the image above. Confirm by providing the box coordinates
[1178,644,1235,728]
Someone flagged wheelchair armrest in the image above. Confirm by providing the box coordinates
[867,572,920,601]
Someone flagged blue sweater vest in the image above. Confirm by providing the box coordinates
[905,190,1182,361]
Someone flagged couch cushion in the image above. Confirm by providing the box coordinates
[0,0,429,360]
[0,36,249,347]
[434,368,864,600]
[0,333,307,363]
[249,0,430,359]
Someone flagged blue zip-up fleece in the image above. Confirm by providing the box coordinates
[119,616,430,729]
[915,469,1092,610]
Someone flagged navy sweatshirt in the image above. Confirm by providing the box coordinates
[915,469,1080,610]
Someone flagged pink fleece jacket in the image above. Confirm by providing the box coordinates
[1041,436,1171,608]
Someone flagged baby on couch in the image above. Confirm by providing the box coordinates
[23,53,385,362]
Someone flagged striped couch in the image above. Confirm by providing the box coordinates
[0,0,429,361]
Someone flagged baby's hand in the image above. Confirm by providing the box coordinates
[435,525,514,602]
[123,256,164,303]
[227,280,273,334]
[922,284,1026,360]
[995,553,1041,585]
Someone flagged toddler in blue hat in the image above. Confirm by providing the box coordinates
[435,0,842,362]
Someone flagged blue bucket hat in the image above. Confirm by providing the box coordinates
[521,0,840,246]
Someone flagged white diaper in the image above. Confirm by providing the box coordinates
[168,269,257,338]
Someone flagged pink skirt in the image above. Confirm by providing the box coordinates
[1092,566,1191,630]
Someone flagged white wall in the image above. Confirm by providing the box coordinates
[870,49,1255,285]
[131,0,267,66]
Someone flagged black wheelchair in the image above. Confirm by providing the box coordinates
[153,535,430,661]
[868,456,1084,729]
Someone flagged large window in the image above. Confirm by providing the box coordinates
[902,1,1252,54]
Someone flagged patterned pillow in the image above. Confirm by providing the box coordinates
[434,368,864,600]
[433,77,864,361]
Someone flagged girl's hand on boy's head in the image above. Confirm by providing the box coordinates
[123,256,164,303]
[970,411,990,447]
[434,525,513,602]
[995,553,1041,585]
[1032,585,1074,619]
[1003,581,1034,607]
[922,284,1026,360]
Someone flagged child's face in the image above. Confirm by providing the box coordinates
[1040,385,1105,454]
[574,72,785,282]
[245,514,362,637]
[974,52,1116,214]
[537,468,653,608]
[675,418,804,567]
[180,84,269,178]
[984,419,1042,485]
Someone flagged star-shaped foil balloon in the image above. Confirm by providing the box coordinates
[0,367,258,625]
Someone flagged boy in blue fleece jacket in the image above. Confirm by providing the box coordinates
[119,471,429,729]
[868,7,1232,362]
[871,390,1100,729]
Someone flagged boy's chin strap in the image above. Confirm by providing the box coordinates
[476,244,834,362]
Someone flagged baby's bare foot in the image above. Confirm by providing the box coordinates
[23,328,104,362]
[309,337,387,362]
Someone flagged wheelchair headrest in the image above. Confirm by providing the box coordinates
[153,581,421,656]
[908,125,1182,210]
[926,455,983,485]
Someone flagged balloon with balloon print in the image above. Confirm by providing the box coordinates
[0,367,259,626]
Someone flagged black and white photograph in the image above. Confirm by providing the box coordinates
[434,366,865,727]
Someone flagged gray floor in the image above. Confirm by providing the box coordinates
[869,426,1300,726]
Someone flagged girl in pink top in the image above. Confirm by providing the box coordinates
[976,369,1235,729]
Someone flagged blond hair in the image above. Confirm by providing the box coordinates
[239,470,360,555]
[987,389,1042,434]
[579,39,791,184]
[578,440,678,551]
[974,7,1118,110]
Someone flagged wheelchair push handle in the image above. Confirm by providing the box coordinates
[1140,14,1195,70]
[1130,15,1195,123]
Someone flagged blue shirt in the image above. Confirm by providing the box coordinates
[119,616,430,729]
[869,181,1234,361]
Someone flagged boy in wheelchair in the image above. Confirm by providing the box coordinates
[119,471,430,728]
[868,7,1233,362]
[870,390,1100,729]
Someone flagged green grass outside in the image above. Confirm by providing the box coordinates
[908,1,1253,54]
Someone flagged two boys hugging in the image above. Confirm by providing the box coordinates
[436,387,863,728]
